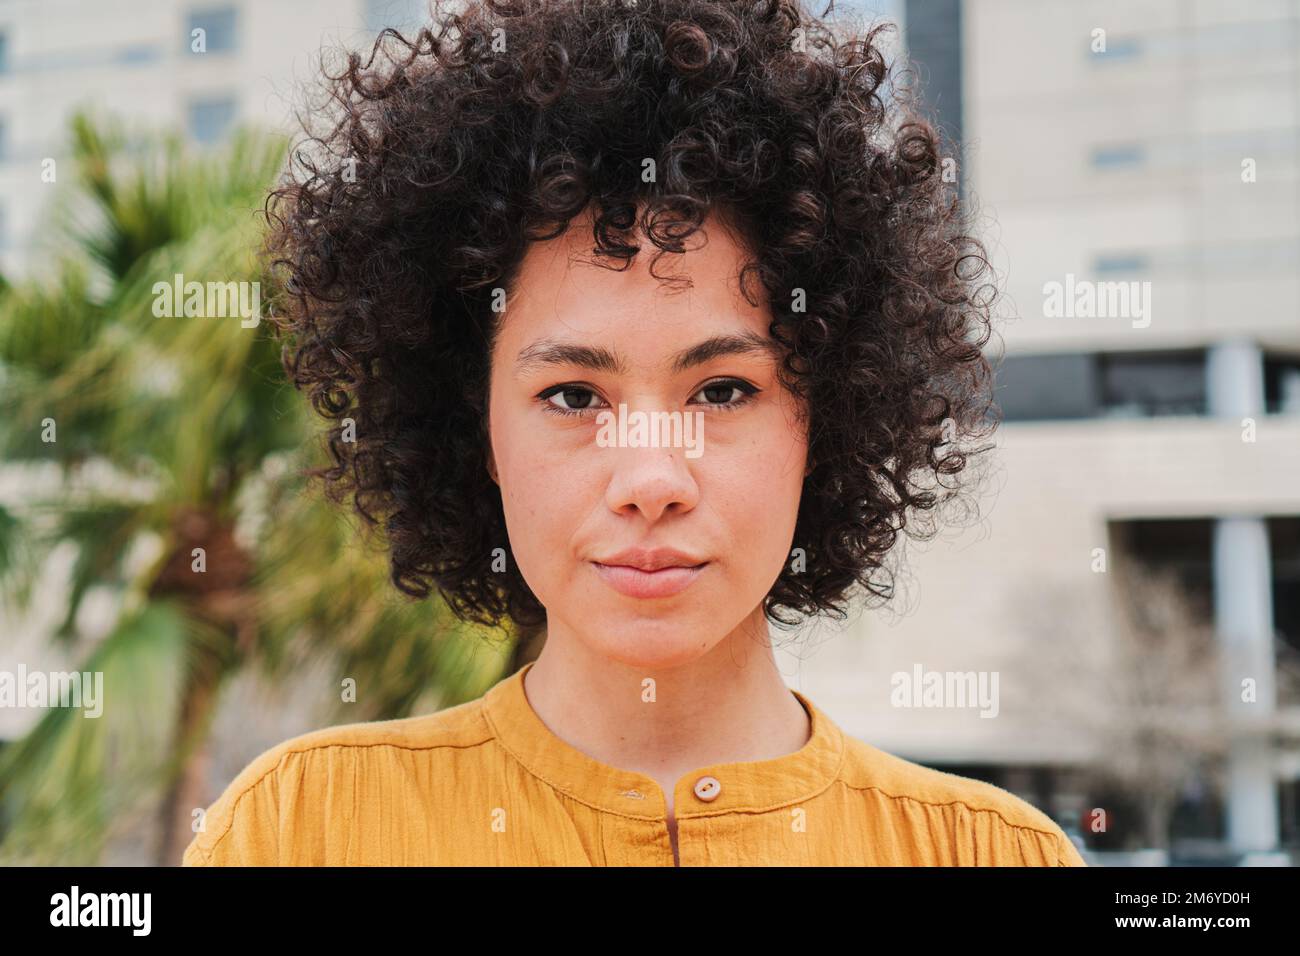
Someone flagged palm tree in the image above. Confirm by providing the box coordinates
[0,112,533,865]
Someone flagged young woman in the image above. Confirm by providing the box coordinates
[183,0,1085,866]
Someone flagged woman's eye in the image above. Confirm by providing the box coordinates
[538,380,758,417]
[695,383,741,404]
[542,386,606,414]
[691,380,758,408]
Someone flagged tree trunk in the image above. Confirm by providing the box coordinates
[155,649,224,865]
[149,505,253,864]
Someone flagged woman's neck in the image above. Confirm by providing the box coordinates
[520,607,812,806]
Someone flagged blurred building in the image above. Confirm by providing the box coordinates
[782,0,1300,864]
[0,0,434,275]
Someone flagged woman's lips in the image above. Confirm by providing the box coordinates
[591,561,707,598]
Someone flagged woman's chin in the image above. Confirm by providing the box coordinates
[583,627,723,672]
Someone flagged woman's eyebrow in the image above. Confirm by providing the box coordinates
[514,332,781,376]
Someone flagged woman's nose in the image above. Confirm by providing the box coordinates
[602,444,701,523]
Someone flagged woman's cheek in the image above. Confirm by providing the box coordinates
[523,465,587,584]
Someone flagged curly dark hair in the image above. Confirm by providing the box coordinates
[264,0,999,633]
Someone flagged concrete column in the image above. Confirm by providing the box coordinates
[1207,338,1278,853]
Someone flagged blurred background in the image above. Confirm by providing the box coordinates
[0,0,1297,866]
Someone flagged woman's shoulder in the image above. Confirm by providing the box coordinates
[837,735,1087,866]
[261,694,493,762]
[181,695,492,866]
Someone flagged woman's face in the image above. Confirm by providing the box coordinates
[486,209,809,669]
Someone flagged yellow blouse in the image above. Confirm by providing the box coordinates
[182,661,1087,866]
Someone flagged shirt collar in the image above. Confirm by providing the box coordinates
[482,661,845,819]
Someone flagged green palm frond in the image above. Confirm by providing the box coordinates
[0,502,39,610]
[0,600,189,865]
[246,450,512,718]
[46,499,149,643]
[0,110,510,865]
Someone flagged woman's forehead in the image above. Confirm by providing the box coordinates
[498,213,771,358]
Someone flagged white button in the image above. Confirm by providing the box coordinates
[693,776,721,801]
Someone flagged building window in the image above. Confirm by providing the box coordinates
[188,7,238,54]
[1090,36,1143,61]
[1109,519,1213,619]
[995,353,1097,422]
[903,0,964,195]
[997,350,1208,421]
[1090,143,1145,170]
[1098,350,1206,418]
[1093,253,1149,276]
[117,45,161,66]
[1264,354,1300,415]
[1270,517,1300,657]
[187,95,238,144]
